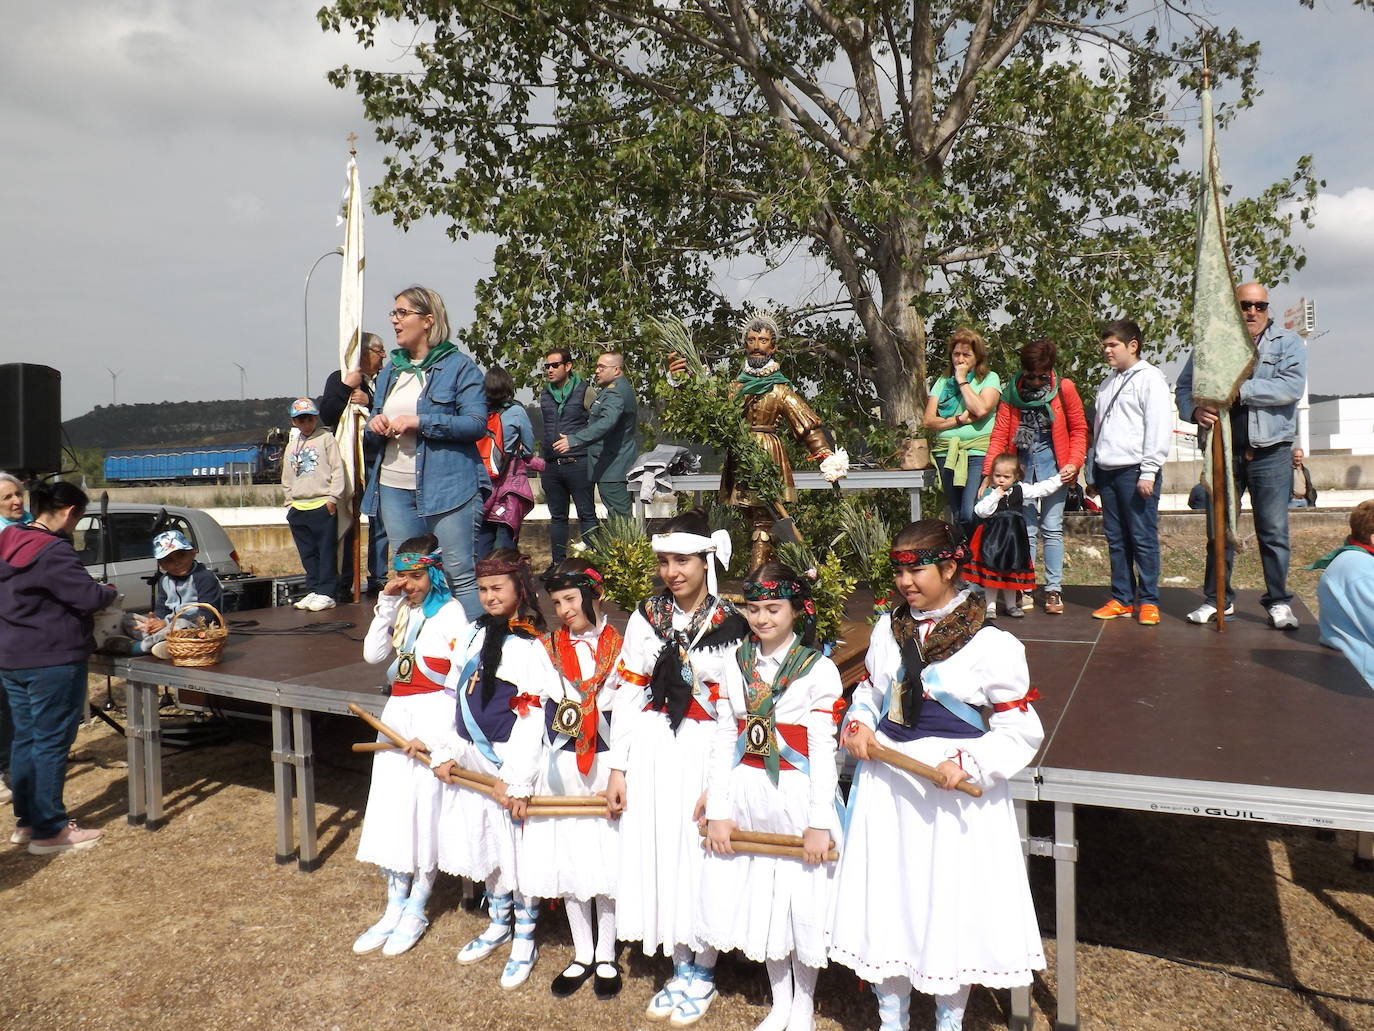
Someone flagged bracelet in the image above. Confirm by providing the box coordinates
[845,720,863,737]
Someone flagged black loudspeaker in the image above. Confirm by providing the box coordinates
[0,363,63,475]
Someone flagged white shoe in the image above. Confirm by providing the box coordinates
[381,910,429,956]
[150,641,172,661]
[306,595,337,611]
[353,907,403,954]
[1186,602,1234,624]
[984,601,998,620]
[1268,603,1299,631]
[293,593,316,610]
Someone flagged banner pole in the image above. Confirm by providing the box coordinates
[1210,422,1227,633]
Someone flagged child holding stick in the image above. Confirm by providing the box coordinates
[520,558,625,1000]
[353,534,467,957]
[699,563,843,1031]
[604,508,749,1026]
[429,548,556,989]
[830,520,1044,1031]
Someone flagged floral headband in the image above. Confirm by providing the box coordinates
[476,555,527,578]
[743,578,805,601]
[544,568,604,593]
[890,533,968,567]
[393,551,442,572]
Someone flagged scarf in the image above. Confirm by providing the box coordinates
[1005,373,1059,452]
[936,376,964,418]
[473,613,539,708]
[1306,536,1374,571]
[734,368,793,396]
[389,339,458,379]
[543,623,623,775]
[549,373,583,413]
[735,636,821,784]
[887,592,986,728]
[641,593,748,731]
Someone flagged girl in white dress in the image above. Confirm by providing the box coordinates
[428,548,557,989]
[604,508,749,1027]
[830,520,1045,1031]
[522,558,625,1000]
[700,563,843,1031]
[352,534,468,957]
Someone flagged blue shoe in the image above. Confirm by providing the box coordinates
[668,968,718,1028]
[499,903,539,989]
[382,908,429,956]
[458,892,513,964]
[646,962,693,1021]
[352,905,403,955]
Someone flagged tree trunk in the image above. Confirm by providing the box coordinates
[856,260,927,431]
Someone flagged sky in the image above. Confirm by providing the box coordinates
[2,0,1372,423]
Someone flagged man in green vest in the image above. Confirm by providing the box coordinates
[554,351,640,521]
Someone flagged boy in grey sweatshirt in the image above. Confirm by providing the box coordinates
[283,397,345,610]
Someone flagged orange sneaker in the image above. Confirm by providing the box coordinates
[1137,603,1161,626]
[1092,599,1134,620]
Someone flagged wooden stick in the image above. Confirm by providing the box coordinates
[525,805,612,818]
[868,743,984,798]
[350,741,397,753]
[1210,418,1228,633]
[346,702,431,761]
[696,834,838,862]
[696,826,823,849]
[451,773,608,811]
[529,794,607,807]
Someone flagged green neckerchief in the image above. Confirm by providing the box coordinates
[1003,371,1060,413]
[549,372,583,413]
[1306,536,1374,571]
[390,339,458,379]
[735,370,793,396]
[736,636,821,785]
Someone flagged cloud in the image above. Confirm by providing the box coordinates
[1287,187,1374,270]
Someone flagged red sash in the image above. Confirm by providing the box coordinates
[392,656,451,697]
[737,720,809,772]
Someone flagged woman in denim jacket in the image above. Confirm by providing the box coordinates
[363,286,489,619]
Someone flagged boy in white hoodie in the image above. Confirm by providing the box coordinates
[282,397,345,611]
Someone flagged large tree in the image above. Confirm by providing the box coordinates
[319,1,1324,431]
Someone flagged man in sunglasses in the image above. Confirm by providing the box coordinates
[539,349,599,566]
[1175,282,1308,630]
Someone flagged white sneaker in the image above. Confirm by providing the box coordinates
[1268,603,1299,631]
[150,641,172,661]
[293,593,316,610]
[306,595,337,611]
[985,601,998,620]
[1186,602,1234,624]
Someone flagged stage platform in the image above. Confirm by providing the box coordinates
[90,584,1374,1030]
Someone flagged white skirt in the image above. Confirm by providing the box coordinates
[436,737,521,895]
[614,712,713,956]
[828,730,1045,992]
[519,746,619,900]
[696,763,841,968]
[355,691,451,874]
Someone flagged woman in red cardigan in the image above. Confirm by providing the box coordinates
[981,338,1089,614]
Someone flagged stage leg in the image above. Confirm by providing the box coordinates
[292,708,319,872]
[1054,803,1079,1031]
[1010,799,1032,1030]
[125,679,148,826]
[908,486,922,522]
[143,683,164,830]
[271,705,295,865]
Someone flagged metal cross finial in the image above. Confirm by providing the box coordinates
[347,131,358,155]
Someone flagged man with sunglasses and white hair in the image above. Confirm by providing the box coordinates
[1175,282,1308,630]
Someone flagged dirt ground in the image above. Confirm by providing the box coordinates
[3,522,1371,1031]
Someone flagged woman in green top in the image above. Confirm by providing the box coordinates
[922,328,1002,540]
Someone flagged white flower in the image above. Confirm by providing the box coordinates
[820,448,850,483]
[570,540,589,554]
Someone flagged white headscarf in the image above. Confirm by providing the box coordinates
[651,529,734,597]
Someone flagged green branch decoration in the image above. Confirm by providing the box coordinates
[836,498,893,622]
[648,315,783,510]
[775,540,856,648]
[575,514,656,616]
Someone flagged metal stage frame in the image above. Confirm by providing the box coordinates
[91,584,1374,1028]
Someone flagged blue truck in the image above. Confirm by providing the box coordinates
[103,436,285,485]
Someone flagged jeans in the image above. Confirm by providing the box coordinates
[0,687,11,777]
[938,454,986,543]
[1202,442,1293,608]
[477,521,516,558]
[1097,464,1162,605]
[380,484,482,619]
[1021,442,1068,591]
[542,455,599,564]
[2,662,89,838]
[336,514,390,597]
[597,479,633,522]
[287,505,338,599]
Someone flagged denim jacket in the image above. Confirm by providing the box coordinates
[361,347,491,518]
[1175,320,1307,449]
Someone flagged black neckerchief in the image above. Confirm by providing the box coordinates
[639,593,748,731]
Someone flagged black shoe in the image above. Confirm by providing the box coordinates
[551,961,594,998]
[592,961,623,1000]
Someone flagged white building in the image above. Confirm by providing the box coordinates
[1309,396,1374,455]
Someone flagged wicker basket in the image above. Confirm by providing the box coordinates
[164,603,228,667]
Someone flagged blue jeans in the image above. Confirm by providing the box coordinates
[2,662,89,838]
[1021,443,1068,591]
[287,505,338,598]
[1203,442,1293,608]
[1097,464,1162,605]
[541,455,599,564]
[938,454,986,543]
[477,521,515,558]
[380,484,482,619]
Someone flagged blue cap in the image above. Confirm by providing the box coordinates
[152,530,194,559]
[289,397,319,418]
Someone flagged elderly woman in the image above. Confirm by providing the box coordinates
[923,328,1002,539]
[1,472,30,528]
[362,286,489,619]
[1,480,118,853]
[983,338,1089,615]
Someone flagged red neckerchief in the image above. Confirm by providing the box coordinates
[543,623,624,775]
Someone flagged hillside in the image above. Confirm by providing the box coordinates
[64,398,295,449]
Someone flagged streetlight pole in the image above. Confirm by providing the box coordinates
[233,362,246,401]
[107,368,122,406]
[303,247,344,394]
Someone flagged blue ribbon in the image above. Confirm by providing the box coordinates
[452,626,501,767]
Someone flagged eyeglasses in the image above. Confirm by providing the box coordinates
[1239,300,1269,312]
[543,361,568,370]
[389,308,425,320]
